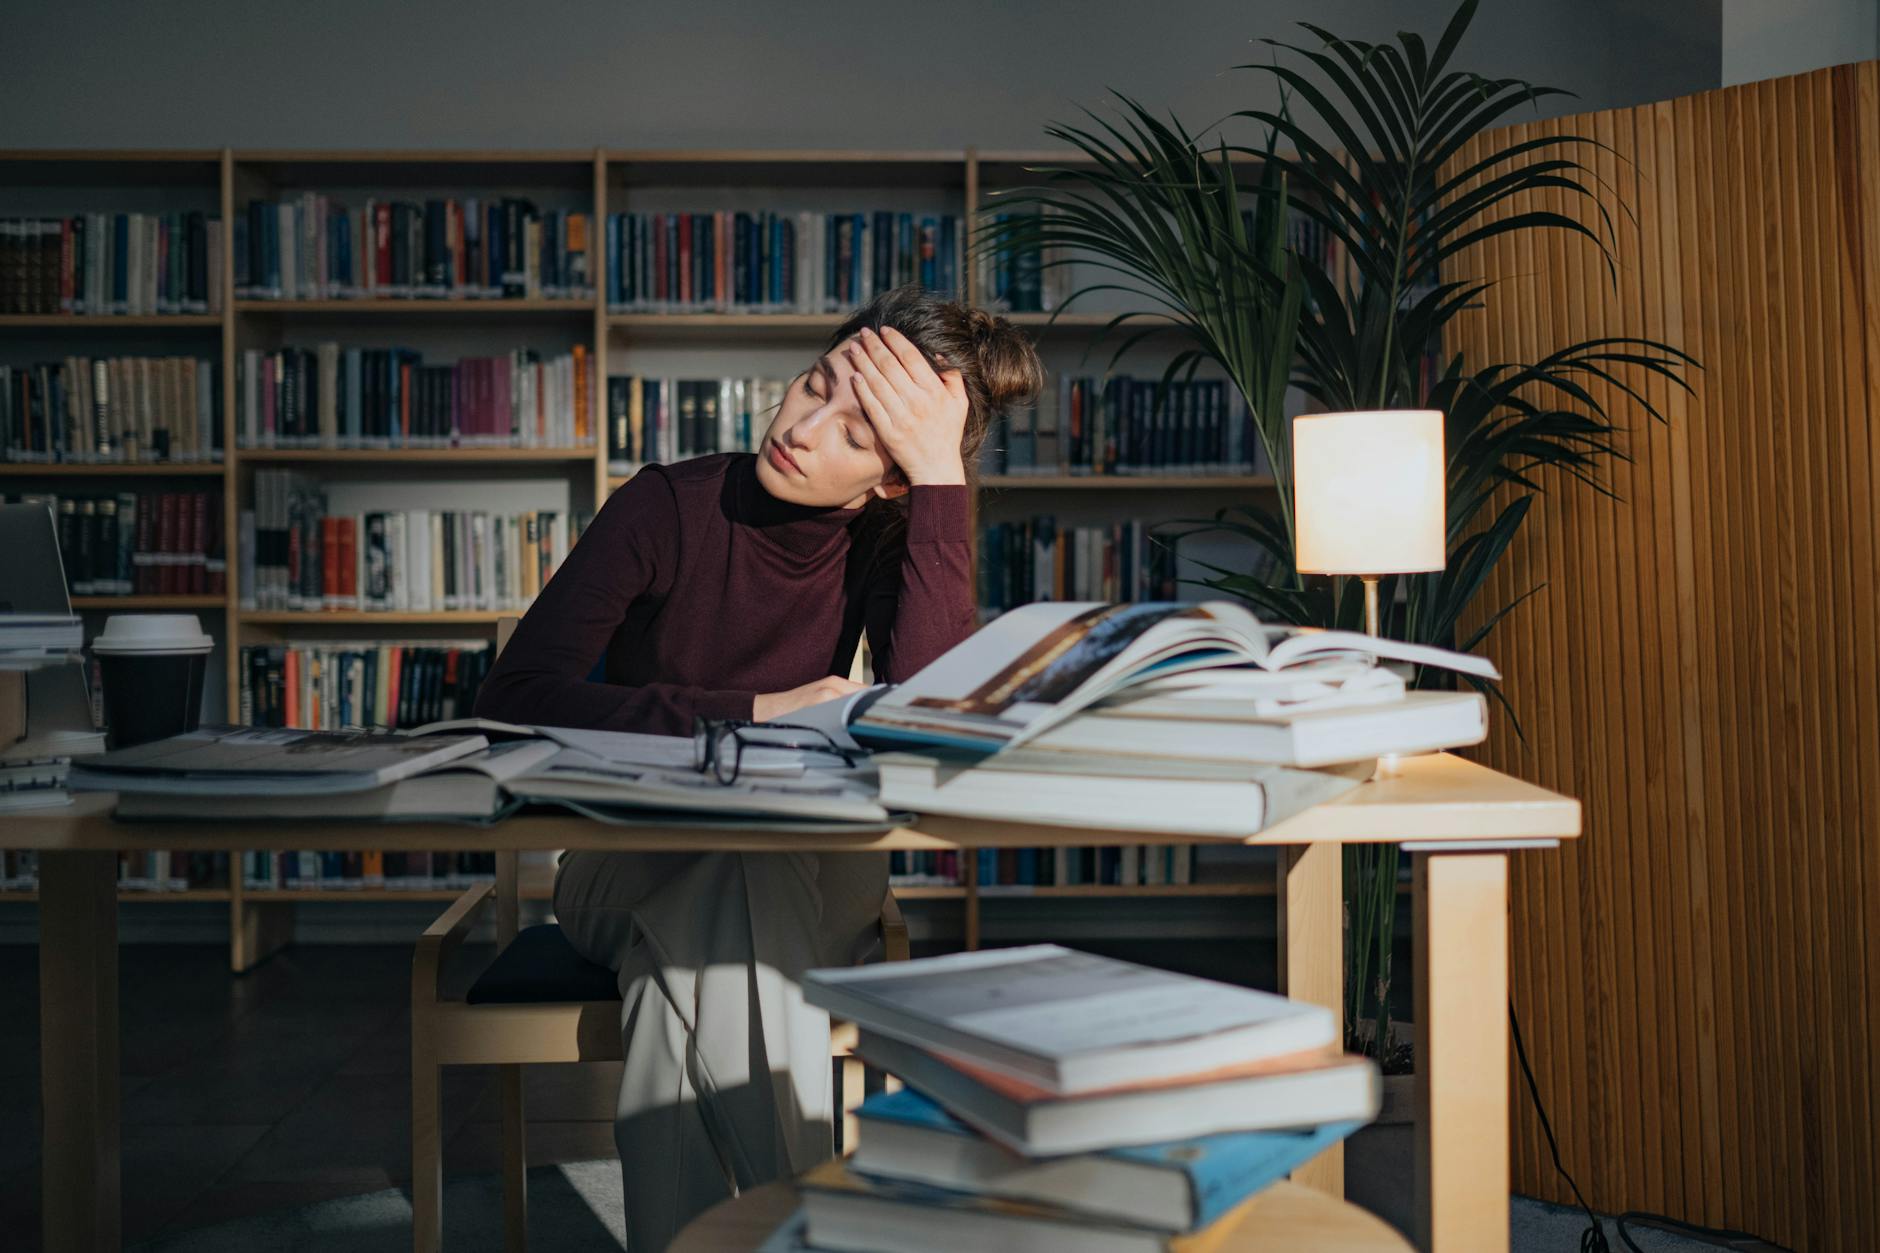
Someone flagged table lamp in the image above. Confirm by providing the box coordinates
[1292,409,1447,635]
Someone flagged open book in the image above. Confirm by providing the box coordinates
[851,599,1498,755]
[74,720,889,824]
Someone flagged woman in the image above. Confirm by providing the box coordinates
[472,282,1043,1250]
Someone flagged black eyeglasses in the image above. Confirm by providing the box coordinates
[691,716,866,784]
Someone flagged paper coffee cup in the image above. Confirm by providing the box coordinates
[92,614,213,748]
[90,614,214,657]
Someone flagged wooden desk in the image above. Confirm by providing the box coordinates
[670,1177,1415,1252]
[4,752,1578,1253]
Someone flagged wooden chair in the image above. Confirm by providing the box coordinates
[410,619,906,1253]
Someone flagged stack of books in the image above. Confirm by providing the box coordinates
[791,944,1377,1251]
[1,615,103,813]
[851,600,1500,836]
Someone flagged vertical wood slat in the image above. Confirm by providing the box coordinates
[1442,62,1880,1250]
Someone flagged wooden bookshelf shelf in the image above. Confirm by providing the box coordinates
[890,883,1273,899]
[237,447,598,464]
[981,474,1276,490]
[239,610,510,625]
[0,314,222,329]
[243,885,555,903]
[243,862,557,902]
[70,595,224,610]
[977,881,1274,898]
[0,462,225,477]
[233,298,593,315]
[0,889,233,903]
[1001,311,1175,330]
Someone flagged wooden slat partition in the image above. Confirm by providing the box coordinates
[1443,61,1880,1249]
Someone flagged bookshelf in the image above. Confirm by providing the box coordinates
[3,145,1287,970]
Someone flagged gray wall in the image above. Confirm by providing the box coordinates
[2,1,1724,151]
[1723,0,1878,85]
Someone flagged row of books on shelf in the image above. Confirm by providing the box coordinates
[986,375,1276,478]
[6,490,225,597]
[788,945,1377,1252]
[1,356,223,464]
[236,344,594,450]
[886,845,1198,888]
[978,517,1180,616]
[972,211,1069,313]
[240,470,591,612]
[0,850,232,892]
[604,374,780,469]
[238,640,493,731]
[234,195,591,301]
[604,210,962,313]
[1,213,223,316]
[240,850,497,892]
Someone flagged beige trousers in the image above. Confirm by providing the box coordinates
[552,848,889,1252]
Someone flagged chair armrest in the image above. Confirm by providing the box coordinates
[879,887,908,963]
[412,880,495,1004]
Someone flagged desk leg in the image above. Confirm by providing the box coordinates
[1413,852,1509,1253]
[39,849,121,1253]
[1276,843,1344,1198]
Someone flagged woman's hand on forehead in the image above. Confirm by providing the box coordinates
[843,325,969,487]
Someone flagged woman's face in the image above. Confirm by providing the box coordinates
[753,333,905,509]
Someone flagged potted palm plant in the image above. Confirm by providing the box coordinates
[971,0,1694,1228]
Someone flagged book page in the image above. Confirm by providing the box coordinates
[818,945,1317,1059]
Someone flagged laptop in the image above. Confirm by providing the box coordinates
[0,500,74,615]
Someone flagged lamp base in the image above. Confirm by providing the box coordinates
[1362,575,1381,637]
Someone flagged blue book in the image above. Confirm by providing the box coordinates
[853,1086,1360,1232]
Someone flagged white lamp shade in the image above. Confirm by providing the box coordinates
[1293,409,1446,575]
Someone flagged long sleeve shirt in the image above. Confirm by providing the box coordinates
[472,450,977,736]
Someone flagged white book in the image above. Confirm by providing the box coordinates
[408,509,432,612]
[873,752,1366,837]
[430,512,446,611]
[113,739,561,820]
[388,512,409,611]
[850,1029,1380,1158]
[472,513,491,611]
[1030,689,1489,769]
[69,725,492,797]
[457,513,474,610]
[803,944,1336,1096]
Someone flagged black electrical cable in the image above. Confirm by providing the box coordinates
[1508,1002,1796,1253]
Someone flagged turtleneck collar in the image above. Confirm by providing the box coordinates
[727,451,866,559]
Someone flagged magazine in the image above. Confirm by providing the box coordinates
[850,599,1498,755]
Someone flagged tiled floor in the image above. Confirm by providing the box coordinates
[0,934,1278,1250]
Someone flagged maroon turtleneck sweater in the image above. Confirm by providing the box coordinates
[473,451,977,736]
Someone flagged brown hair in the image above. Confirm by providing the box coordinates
[825,283,1044,493]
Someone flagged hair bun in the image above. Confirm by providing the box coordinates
[966,309,1044,413]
